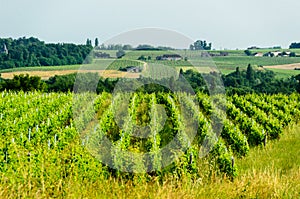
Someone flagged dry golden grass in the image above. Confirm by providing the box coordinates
[264,63,300,70]
[1,70,140,80]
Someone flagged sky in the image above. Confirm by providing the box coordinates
[0,0,300,49]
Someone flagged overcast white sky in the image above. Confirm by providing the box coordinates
[0,0,300,49]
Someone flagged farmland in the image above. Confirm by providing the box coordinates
[1,49,300,80]
[1,46,300,198]
[0,91,299,198]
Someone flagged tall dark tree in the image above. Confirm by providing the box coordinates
[246,64,255,82]
[235,67,241,77]
[95,38,99,47]
[179,68,184,76]
[86,39,92,46]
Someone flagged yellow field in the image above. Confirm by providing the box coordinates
[264,63,300,70]
[1,70,141,79]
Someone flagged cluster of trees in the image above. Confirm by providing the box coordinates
[0,73,117,93]
[161,66,299,95]
[223,64,299,94]
[289,42,300,49]
[86,38,100,47]
[190,40,212,50]
[138,55,152,61]
[95,44,133,51]
[0,37,93,69]
[135,44,174,51]
[95,44,175,51]
[0,74,46,91]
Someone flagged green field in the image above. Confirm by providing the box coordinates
[212,56,300,69]
[266,68,300,79]
[0,59,143,72]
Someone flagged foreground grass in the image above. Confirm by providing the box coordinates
[0,125,298,198]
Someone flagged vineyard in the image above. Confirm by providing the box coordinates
[0,91,299,197]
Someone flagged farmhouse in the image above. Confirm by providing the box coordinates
[253,52,264,57]
[200,52,229,57]
[126,66,142,73]
[220,52,229,56]
[156,54,182,61]
[272,51,281,57]
[263,51,292,57]
[94,51,110,58]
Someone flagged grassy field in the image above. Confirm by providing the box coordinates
[212,56,300,70]
[266,68,300,79]
[0,59,143,73]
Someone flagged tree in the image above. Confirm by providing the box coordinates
[86,39,92,46]
[295,74,300,93]
[179,68,184,76]
[190,40,212,50]
[189,44,194,50]
[138,55,147,61]
[123,45,133,50]
[95,38,99,47]
[1,74,46,91]
[289,42,300,49]
[246,64,255,82]
[244,50,252,56]
[136,44,154,50]
[116,50,125,58]
[235,67,241,77]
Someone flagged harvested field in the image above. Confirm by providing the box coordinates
[0,70,141,79]
[264,63,300,70]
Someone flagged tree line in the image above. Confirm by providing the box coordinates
[223,64,299,94]
[0,37,92,69]
[0,73,117,93]
[289,42,300,49]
